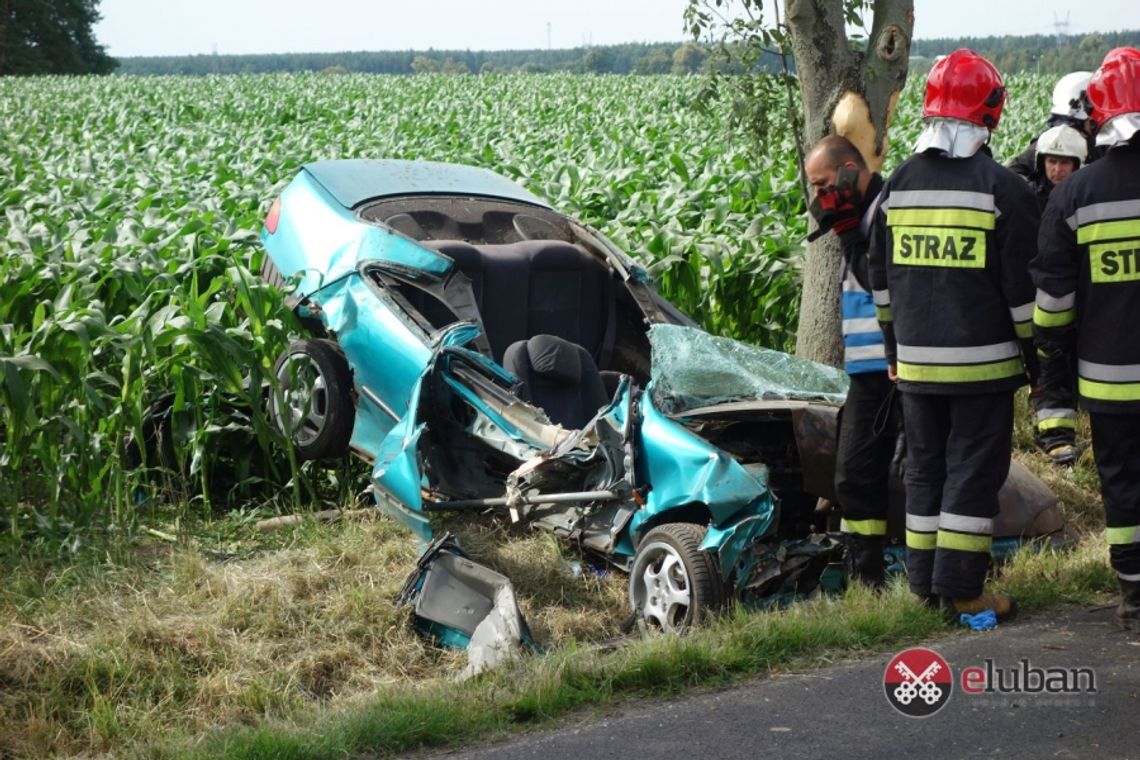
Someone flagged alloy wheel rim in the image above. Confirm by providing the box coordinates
[630,540,692,633]
[273,355,329,446]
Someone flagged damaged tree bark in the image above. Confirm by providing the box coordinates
[786,0,914,366]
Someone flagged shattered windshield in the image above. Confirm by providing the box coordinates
[648,324,849,413]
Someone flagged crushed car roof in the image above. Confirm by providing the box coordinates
[303,159,552,210]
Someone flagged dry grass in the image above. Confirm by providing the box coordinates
[0,514,627,758]
[0,394,1116,758]
[1012,388,1105,532]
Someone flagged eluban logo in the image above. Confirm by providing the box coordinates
[884,648,1099,717]
[960,659,1097,695]
[883,647,953,717]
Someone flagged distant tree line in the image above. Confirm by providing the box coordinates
[1,0,116,75]
[910,30,1140,74]
[10,14,1137,79]
[112,42,735,76]
[113,30,1140,78]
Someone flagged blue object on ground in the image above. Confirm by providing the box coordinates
[959,610,998,630]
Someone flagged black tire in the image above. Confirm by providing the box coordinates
[628,523,725,634]
[269,338,354,461]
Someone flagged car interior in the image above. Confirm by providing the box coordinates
[359,195,663,390]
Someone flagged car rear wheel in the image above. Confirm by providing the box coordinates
[270,338,354,461]
[629,523,724,634]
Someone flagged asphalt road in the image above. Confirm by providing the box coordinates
[422,605,1140,760]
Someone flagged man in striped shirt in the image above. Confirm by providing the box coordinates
[805,135,895,588]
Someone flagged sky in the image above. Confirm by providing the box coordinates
[92,0,1139,58]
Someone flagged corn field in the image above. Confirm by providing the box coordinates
[0,71,1052,542]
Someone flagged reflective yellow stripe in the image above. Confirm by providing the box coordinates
[1076,219,1140,244]
[906,530,937,550]
[1014,321,1032,339]
[937,530,993,553]
[1106,525,1140,545]
[897,357,1024,383]
[875,306,893,322]
[1038,417,1077,431]
[1033,304,1076,328]
[1079,377,1140,402]
[891,226,987,268]
[887,207,996,230]
[841,518,888,537]
[1088,242,1140,284]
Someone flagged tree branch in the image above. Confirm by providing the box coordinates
[774,2,811,204]
[860,0,914,162]
[784,0,857,127]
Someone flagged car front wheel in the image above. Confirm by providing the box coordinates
[629,522,724,634]
[270,338,354,461]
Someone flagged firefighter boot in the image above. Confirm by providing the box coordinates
[1116,577,1140,632]
[843,534,886,590]
[941,592,1018,623]
[1046,443,1079,466]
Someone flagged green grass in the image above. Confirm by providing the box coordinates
[163,584,944,760]
[167,539,1117,760]
[0,510,1117,759]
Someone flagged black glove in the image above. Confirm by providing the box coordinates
[807,166,861,242]
[891,427,907,480]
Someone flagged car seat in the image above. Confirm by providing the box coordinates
[503,335,609,430]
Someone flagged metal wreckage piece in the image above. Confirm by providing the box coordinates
[396,532,540,680]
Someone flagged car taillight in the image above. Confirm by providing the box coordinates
[264,196,281,234]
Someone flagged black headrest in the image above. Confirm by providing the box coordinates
[526,335,582,383]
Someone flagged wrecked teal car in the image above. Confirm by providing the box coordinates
[258,159,1065,635]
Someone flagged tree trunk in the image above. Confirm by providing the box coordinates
[786,0,914,366]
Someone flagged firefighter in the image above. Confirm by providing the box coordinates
[1024,124,1087,465]
[1007,70,1101,179]
[1029,124,1088,212]
[804,134,896,588]
[1031,46,1140,632]
[868,50,1038,621]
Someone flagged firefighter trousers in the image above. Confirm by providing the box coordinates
[1032,351,1077,452]
[901,391,1014,599]
[835,371,898,537]
[1089,413,1140,581]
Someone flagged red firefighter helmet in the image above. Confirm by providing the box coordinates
[922,49,1006,130]
[1087,47,1140,132]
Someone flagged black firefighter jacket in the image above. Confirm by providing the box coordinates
[868,148,1039,395]
[1031,141,1140,415]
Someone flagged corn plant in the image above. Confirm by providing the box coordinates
[0,71,1053,542]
